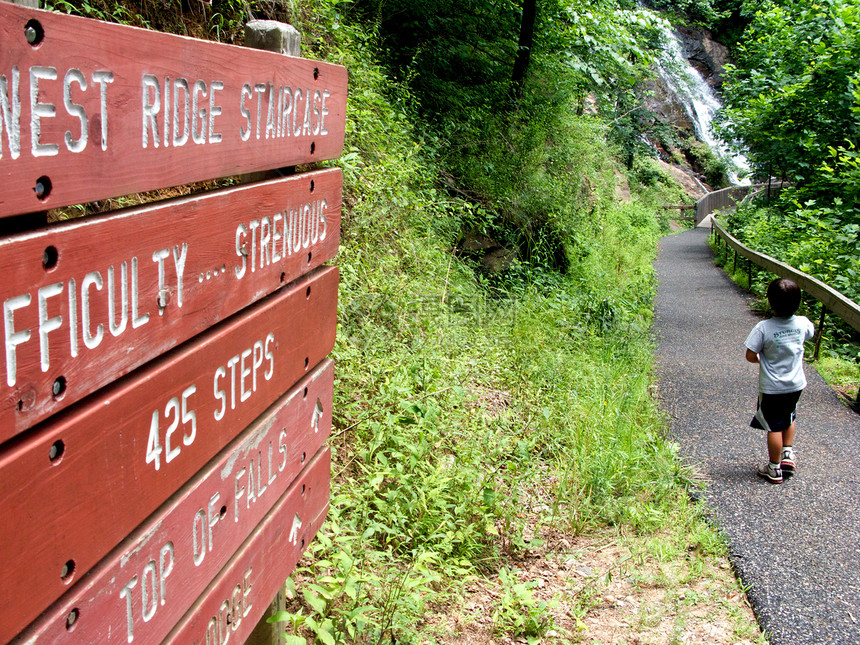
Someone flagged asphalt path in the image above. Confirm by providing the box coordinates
[653,227,860,645]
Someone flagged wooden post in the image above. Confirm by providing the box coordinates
[813,306,827,362]
[747,258,752,291]
[246,589,288,645]
[243,19,305,645]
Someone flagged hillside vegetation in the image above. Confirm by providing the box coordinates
[46,0,765,641]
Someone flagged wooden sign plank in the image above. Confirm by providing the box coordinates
[0,168,342,442]
[0,266,337,643]
[164,449,330,645]
[10,370,332,645]
[0,4,347,218]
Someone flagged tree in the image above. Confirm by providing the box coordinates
[718,0,860,188]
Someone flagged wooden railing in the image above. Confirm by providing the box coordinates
[695,184,762,225]
[711,217,860,407]
[711,218,860,336]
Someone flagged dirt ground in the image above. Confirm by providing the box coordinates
[423,525,764,645]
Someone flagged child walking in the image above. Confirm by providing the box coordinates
[745,278,815,483]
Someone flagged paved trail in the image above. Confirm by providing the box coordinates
[653,227,860,645]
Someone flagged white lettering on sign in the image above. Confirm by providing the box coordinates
[233,430,289,524]
[3,294,31,387]
[204,568,253,645]
[30,66,60,157]
[146,384,198,471]
[0,67,21,159]
[119,541,175,643]
[212,333,275,421]
[152,243,188,314]
[239,84,329,143]
[0,65,113,160]
[192,491,224,567]
[1,245,190,386]
[312,399,324,433]
[141,75,224,149]
[2,63,337,163]
[108,263,128,336]
[81,270,104,349]
[63,69,87,153]
[233,200,327,280]
[37,282,63,372]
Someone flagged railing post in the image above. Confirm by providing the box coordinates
[813,306,827,362]
[747,258,752,291]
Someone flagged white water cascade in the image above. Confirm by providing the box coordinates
[653,19,751,185]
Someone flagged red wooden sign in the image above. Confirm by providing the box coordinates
[0,4,348,218]
[10,368,332,645]
[0,168,342,441]
[164,448,330,645]
[0,266,337,643]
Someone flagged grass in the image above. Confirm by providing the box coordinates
[258,2,766,642]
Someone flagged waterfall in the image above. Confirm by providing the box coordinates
[653,19,751,186]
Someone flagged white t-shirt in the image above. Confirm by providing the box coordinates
[745,315,815,393]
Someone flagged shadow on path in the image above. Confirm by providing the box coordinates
[653,227,860,645]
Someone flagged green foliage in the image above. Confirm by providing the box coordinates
[492,568,557,641]
[265,4,704,638]
[43,0,253,41]
[718,200,860,363]
[715,0,860,366]
[685,140,731,187]
[718,0,860,188]
[645,0,726,26]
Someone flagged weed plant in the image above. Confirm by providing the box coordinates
[254,2,728,642]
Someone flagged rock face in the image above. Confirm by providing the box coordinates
[655,159,709,200]
[643,74,696,134]
[459,232,518,274]
[639,22,737,193]
[675,26,731,88]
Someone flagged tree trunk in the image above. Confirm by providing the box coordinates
[511,0,537,100]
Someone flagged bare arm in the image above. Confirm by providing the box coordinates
[745,348,760,364]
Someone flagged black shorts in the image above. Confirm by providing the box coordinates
[750,390,802,432]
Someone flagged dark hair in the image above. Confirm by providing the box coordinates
[767,278,801,317]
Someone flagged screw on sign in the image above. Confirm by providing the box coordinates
[0,5,347,218]
[0,169,342,441]
[0,267,338,643]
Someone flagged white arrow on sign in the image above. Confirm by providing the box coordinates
[311,400,324,434]
[288,514,303,545]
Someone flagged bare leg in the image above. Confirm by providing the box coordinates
[782,422,795,452]
[767,431,783,464]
